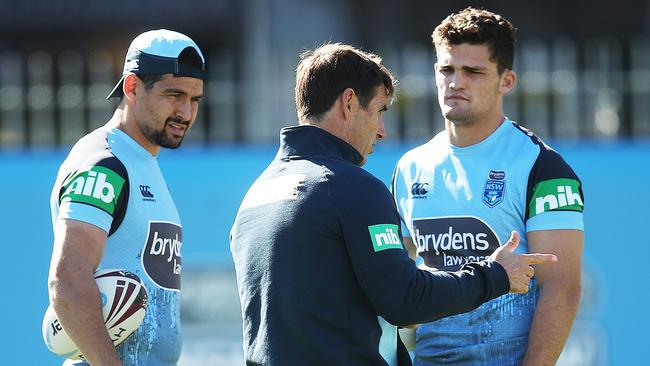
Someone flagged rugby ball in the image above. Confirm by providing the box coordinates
[42,269,149,360]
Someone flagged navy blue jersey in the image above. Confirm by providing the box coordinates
[393,119,584,365]
[230,125,510,366]
[50,126,183,366]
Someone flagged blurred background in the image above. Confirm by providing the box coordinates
[2,0,649,364]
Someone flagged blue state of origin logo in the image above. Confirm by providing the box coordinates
[482,170,506,207]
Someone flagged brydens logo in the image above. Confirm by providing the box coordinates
[60,166,125,215]
[530,178,583,217]
[142,221,182,291]
[368,224,403,252]
[412,216,500,270]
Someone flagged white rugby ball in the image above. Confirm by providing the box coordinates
[42,269,149,360]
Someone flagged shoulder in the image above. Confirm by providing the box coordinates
[324,161,401,230]
[510,122,578,178]
[393,133,447,189]
[56,128,130,208]
[398,133,446,167]
[513,124,585,224]
[62,128,128,180]
[330,159,386,186]
[326,160,393,203]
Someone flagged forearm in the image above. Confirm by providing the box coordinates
[368,258,509,326]
[524,229,583,365]
[49,268,122,366]
[522,284,580,366]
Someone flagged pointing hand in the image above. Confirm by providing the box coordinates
[488,231,557,293]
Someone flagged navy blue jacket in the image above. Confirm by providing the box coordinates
[230,125,510,365]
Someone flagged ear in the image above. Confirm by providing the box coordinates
[123,73,139,102]
[499,69,517,95]
[340,87,358,121]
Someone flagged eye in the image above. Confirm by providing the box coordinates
[439,67,453,75]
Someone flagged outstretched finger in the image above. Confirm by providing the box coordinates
[523,253,557,264]
[502,231,520,252]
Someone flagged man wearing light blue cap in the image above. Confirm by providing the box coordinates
[47,29,205,366]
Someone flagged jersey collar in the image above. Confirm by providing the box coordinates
[277,125,364,166]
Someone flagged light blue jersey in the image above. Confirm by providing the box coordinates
[50,126,183,366]
[392,119,584,365]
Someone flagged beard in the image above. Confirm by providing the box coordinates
[141,117,190,149]
[442,106,475,126]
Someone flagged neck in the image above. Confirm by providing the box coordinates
[445,111,506,147]
[301,115,350,146]
[109,102,160,156]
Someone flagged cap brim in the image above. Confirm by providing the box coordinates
[106,75,126,99]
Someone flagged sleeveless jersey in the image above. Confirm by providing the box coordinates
[392,119,584,365]
[50,126,183,366]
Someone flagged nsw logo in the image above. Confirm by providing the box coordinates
[368,224,403,252]
[142,221,182,291]
[410,182,429,199]
[482,170,505,207]
[139,185,155,202]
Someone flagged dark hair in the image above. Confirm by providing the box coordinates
[295,43,396,122]
[432,7,516,74]
[137,74,165,91]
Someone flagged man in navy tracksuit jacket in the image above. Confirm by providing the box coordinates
[230,43,555,366]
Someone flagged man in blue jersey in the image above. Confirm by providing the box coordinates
[47,29,205,366]
[230,42,557,366]
[392,7,584,365]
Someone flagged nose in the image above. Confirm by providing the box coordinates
[376,117,386,140]
[448,72,464,90]
[175,99,193,122]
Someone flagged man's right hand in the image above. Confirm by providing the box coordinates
[48,219,123,366]
[489,231,557,293]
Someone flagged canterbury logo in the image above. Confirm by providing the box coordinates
[139,185,154,199]
[411,182,429,196]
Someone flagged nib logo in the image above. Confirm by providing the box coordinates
[368,224,403,252]
[60,166,125,214]
[530,178,584,217]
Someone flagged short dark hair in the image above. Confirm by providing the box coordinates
[432,7,516,74]
[137,74,165,91]
[295,43,396,122]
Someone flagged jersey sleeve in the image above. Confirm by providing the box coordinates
[56,156,129,235]
[391,161,412,238]
[525,145,584,232]
[330,169,510,326]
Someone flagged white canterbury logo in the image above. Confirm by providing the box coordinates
[535,185,583,215]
